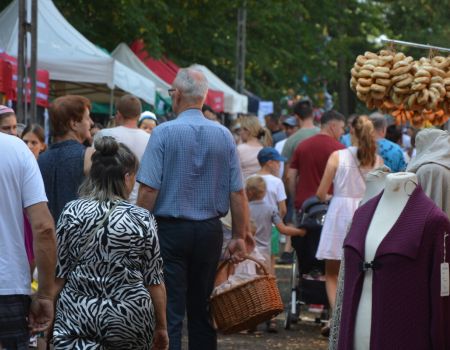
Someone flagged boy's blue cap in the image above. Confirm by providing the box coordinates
[257,147,287,164]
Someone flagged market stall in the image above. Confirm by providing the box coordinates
[0,0,156,106]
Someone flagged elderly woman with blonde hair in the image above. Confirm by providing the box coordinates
[237,115,272,179]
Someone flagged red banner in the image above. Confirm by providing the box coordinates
[0,59,12,95]
[205,89,224,113]
[0,52,50,107]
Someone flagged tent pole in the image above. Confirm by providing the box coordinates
[17,0,26,124]
[109,88,114,122]
[29,0,38,125]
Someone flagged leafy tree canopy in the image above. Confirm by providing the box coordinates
[0,0,448,114]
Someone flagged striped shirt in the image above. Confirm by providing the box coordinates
[137,109,243,220]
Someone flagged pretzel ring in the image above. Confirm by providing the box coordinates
[415,69,431,78]
[414,76,430,84]
[356,85,371,93]
[407,93,418,108]
[376,78,391,86]
[431,67,446,78]
[393,53,406,63]
[364,51,378,59]
[417,89,429,105]
[432,56,449,69]
[379,55,393,63]
[393,86,410,94]
[374,66,390,73]
[412,83,426,91]
[391,92,405,105]
[431,76,444,84]
[356,55,367,65]
[396,77,413,88]
[391,65,411,76]
[358,70,372,78]
[358,78,372,86]
[392,73,411,84]
[372,71,390,79]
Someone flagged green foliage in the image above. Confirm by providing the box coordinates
[0,0,449,113]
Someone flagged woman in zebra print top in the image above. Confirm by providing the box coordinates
[52,136,168,349]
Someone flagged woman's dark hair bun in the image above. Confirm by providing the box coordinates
[94,136,119,156]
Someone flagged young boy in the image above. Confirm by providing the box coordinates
[246,176,305,333]
[252,147,288,273]
[246,176,305,270]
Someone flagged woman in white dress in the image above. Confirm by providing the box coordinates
[316,115,383,312]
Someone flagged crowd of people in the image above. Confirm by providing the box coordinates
[0,66,420,350]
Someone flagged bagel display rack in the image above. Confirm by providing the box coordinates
[350,38,450,128]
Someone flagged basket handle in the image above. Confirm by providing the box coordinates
[216,255,269,282]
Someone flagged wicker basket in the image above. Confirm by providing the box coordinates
[210,256,284,334]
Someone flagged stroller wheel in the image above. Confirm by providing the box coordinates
[284,307,294,330]
[284,303,300,330]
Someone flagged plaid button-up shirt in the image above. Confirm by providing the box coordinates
[137,109,243,220]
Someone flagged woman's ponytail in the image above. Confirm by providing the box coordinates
[258,127,273,147]
[352,115,376,167]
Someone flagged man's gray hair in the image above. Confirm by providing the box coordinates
[173,68,208,101]
[369,112,387,131]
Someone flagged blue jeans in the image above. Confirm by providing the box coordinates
[156,217,223,350]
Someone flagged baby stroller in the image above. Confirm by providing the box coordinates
[284,195,330,330]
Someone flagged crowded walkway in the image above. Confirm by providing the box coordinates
[1,1,450,349]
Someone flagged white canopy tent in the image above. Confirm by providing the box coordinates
[190,64,248,114]
[0,0,156,104]
[112,43,170,99]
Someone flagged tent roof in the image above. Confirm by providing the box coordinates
[190,64,248,114]
[112,43,170,98]
[0,0,155,104]
[130,40,178,85]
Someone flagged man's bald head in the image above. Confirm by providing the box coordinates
[173,68,208,103]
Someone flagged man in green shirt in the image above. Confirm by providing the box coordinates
[282,101,320,166]
[279,100,320,264]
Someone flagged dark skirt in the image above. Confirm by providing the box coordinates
[0,294,30,350]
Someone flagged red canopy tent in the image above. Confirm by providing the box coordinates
[130,40,224,112]
[0,51,50,107]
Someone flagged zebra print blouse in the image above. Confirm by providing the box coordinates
[54,199,164,348]
[56,198,164,298]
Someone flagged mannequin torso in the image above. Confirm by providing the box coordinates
[354,172,418,349]
[360,167,390,206]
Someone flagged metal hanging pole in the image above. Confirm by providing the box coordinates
[235,0,246,94]
[381,38,450,53]
[29,0,38,125]
[17,0,26,124]
[17,0,38,125]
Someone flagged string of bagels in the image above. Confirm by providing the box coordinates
[350,50,450,128]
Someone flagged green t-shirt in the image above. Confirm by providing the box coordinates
[281,127,320,162]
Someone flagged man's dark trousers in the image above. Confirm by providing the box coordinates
[156,217,223,350]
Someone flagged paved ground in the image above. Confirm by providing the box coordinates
[183,264,329,350]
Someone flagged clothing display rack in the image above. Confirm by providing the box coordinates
[381,38,450,53]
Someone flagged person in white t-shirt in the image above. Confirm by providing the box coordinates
[95,95,150,204]
[275,116,299,178]
[0,133,56,348]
